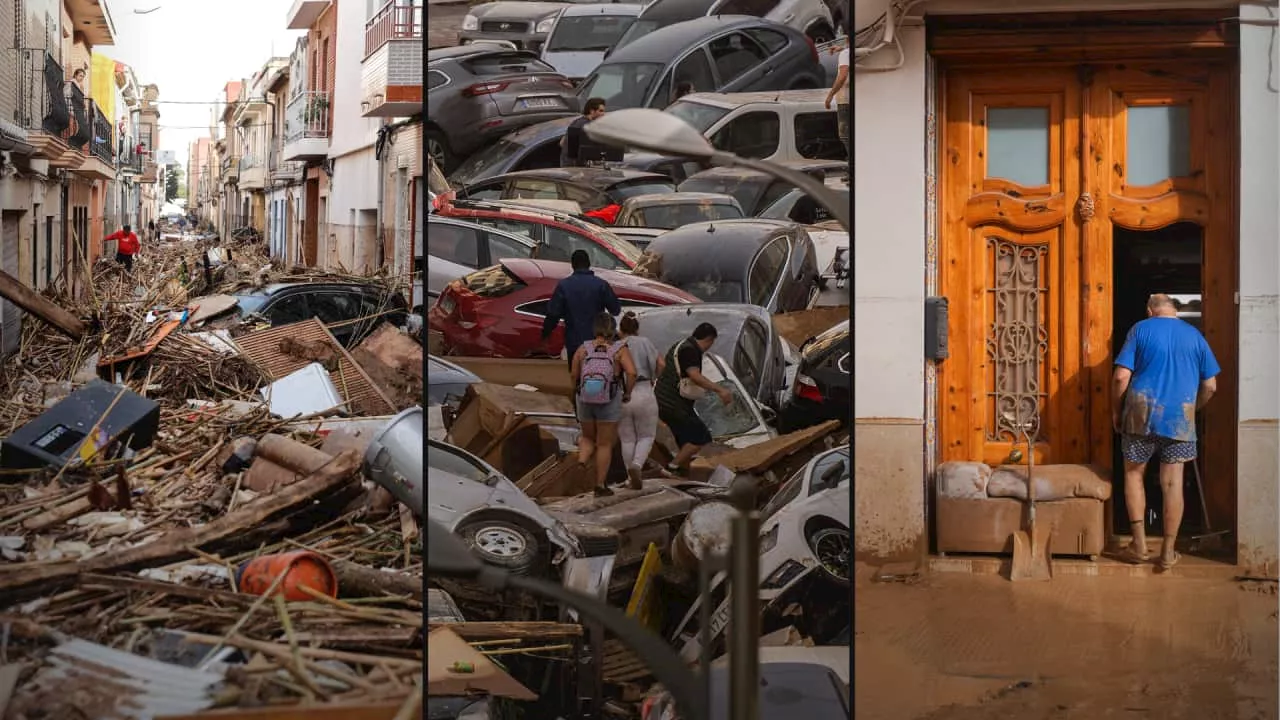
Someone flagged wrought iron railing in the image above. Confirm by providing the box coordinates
[62,84,90,150]
[118,135,144,174]
[15,49,70,136]
[89,102,113,165]
[365,0,423,59]
[285,90,330,144]
[239,153,261,170]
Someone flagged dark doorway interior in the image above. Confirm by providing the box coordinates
[1110,222,1217,544]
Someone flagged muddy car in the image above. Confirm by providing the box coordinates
[540,481,705,567]
[428,438,583,576]
[670,444,850,659]
[615,191,744,230]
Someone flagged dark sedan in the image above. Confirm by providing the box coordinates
[231,282,408,348]
[579,16,826,110]
[678,159,848,215]
[427,355,483,407]
[631,303,795,409]
[457,167,675,222]
[639,218,820,313]
[427,46,579,172]
[778,319,849,432]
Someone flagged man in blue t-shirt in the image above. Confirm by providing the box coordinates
[1112,293,1220,571]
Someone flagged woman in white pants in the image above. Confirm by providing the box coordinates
[616,312,660,489]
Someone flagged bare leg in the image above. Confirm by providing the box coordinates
[1123,459,1149,555]
[1159,461,1186,564]
[578,420,596,468]
[594,421,619,488]
[672,442,702,469]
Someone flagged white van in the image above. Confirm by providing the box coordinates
[664,89,844,163]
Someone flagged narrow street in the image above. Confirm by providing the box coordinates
[856,570,1278,719]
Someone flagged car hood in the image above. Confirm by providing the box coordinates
[470,2,570,20]
[806,228,849,277]
[541,50,607,79]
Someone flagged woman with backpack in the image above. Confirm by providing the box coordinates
[571,312,638,497]
[616,312,660,490]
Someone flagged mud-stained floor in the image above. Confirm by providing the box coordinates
[855,570,1279,719]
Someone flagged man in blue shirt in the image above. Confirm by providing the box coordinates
[542,250,621,370]
[1112,294,1219,571]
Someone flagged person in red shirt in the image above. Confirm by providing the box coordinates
[104,224,140,271]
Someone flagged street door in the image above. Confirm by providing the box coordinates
[939,58,1237,529]
[940,67,1086,466]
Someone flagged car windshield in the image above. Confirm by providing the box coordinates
[579,62,664,110]
[761,468,806,521]
[693,377,759,438]
[450,139,526,185]
[234,295,268,316]
[665,100,731,134]
[666,278,744,303]
[611,180,675,201]
[427,443,492,484]
[679,177,761,214]
[547,15,635,52]
[636,202,742,229]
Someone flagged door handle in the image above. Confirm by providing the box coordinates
[763,66,776,75]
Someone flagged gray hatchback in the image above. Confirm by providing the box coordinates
[577,15,825,110]
[427,45,580,172]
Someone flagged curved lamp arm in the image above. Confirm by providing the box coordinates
[709,151,850,234]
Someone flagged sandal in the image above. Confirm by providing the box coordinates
[1116,545,1150,565]
[1156,551,1182,572]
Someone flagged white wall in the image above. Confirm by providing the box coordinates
[852,25,927,421]
[329,0,380,157]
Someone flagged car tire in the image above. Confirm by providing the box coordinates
[427,130,455,175]
[807,525,851,586]
[458,519,542,575]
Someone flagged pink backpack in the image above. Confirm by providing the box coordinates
[578,341,619,405]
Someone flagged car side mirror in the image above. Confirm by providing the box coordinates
[760,405,777,425]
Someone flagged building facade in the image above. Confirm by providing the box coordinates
[853,0,1279,577]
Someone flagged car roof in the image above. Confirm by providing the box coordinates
[560,3,644,17]
[234,281,383,298]
[475,167,670,190]
[428,46,538,63]
[646,219,793,278]
[631,302,771,343]
[677,89,832,108]
[637,0,720,22]
[603,15,766,63]
[500,258,699,302]
[429,215,538,246]
[623,191,738,208]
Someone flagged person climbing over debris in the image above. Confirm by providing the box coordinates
[104,224,140,272]
[571,312,637,497]
[616,311,660,489]
[654,322,732,476]
[541,249,622,372]
[1111,293,1220,571]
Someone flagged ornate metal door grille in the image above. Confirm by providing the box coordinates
[985,237,1049,442]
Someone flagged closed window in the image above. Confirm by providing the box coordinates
[510,178,561,200]
[310,292,359,325]
[748,237,787,307]
[710,111,780,159]
[265,294,310,325]
[673,51,715,97]
[794,112,845,160]
[745,27,788,55]
[734,318,768,393]
[471,216,543,243]
[428,221,482,266]
[485,231,532,263]
[545,227,622,269]
[715,0,781,18]
[461,180,505,200]
[427,70,449,90]
[559,183,607,209]
[707,33,769,85]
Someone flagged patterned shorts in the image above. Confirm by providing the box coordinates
[1121,434,1197,464]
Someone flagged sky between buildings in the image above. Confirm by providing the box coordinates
[95,0,304,164]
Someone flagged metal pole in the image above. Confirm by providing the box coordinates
[727,479,761,720]
[710,151,850,234]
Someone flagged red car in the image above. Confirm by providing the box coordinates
[429,258,699,357]
[435,198,641,272]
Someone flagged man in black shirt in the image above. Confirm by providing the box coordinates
[654,322,732,474]
[561,97,607,167]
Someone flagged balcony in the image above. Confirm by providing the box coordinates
[361,2,423,117]
[16,49,80,168]
[74,100,115,180]
[221,155,240,184]
[66,0,117,47]
[240,153,266,190]
[118,136,144,175]
[286,0,331,29]
[282,90,331,161]
[268,143,305,184]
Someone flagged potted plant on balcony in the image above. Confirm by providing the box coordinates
[304,96,329,124]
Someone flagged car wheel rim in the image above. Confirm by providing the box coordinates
[428,138,446,161]
[811,527,851,581]
[474,526,527,557]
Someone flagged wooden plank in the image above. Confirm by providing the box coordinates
[0,268,85,338]
[689,420,840,475]
[98,318,182,367]
[426,621,584,641]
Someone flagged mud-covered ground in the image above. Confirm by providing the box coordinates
[855,570,1279,719]
[428,3,467,49]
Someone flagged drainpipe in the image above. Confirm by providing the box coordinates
[0,119,36,156]
[375,118,388,272]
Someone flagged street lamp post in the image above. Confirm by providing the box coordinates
[425,521,708,720]
[584,108,850,234]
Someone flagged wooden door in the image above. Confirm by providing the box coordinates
[940,68,1088,466]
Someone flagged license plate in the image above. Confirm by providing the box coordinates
[520,97,564,110]
[437,295,455,315]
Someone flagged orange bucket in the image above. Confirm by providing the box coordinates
[236,551,338,601]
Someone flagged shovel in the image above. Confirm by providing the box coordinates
[1009,424,1052,581]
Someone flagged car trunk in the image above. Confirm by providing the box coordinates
[487,74,576,116]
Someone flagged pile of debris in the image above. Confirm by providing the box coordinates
[0,234,425,719]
